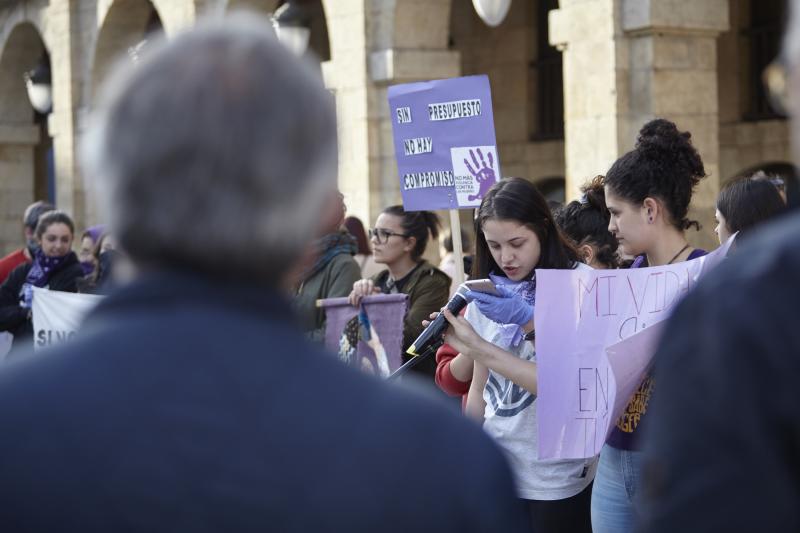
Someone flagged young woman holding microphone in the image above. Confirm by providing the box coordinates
[439,177,597,533]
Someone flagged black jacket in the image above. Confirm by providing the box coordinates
[371,261,451,379]
[0,271,528,532]
[0,252,83,347]
[640,212,800,532]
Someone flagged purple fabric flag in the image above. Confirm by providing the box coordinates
[319,294,408,378]
[387,75,500,211]
[534,240,733,459]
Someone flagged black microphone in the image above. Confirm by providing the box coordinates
[406,287,468,357]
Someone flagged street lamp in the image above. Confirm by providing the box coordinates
[272,1,311,56]
[24,55,52,114]
[472,0,512,28]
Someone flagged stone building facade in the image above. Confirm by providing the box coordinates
[0,0,790,254]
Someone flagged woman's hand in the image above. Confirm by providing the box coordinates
[464,286,533,327]
[348,279,380,306]
[421,311,439,328]
[441,308,490,361]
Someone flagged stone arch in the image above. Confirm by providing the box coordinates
[0,2,49,62]
[224,0,281,13]
[0,22,50,253]
[0,23,46,123]
[90,0,165,103]
[221,1,331,62]
[96,0,178,36]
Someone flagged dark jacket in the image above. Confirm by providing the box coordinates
[372,261,451,376]
[294,252,361,341]
[0,272,528,532]
[0,252,83,349]
[640,213,800,532]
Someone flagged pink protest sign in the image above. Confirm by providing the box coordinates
[534,242,732,459]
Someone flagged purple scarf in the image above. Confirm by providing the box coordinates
[24,249,71,288]
[489,271,536,306]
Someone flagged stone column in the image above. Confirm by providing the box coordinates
[367,0,460,223]
[551,0,730,249]
[321,0,372,225]
[623,0,730,250]
[0,125,39,253]
[325,0,459,227]
[550,0,626,201]
[48,0,86,227]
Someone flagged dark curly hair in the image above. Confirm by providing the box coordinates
[472,177,578,279]
[555,176,619,268]
[381,205,440,261]
[604,119,706,231]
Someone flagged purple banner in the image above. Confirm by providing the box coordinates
[319,294,408,378]
[534,241,732,459]
[387,75,500,211]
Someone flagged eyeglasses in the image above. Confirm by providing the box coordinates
[368,228,409,244]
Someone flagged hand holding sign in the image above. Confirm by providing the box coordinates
[464,148,497,202]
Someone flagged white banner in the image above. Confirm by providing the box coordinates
[31,288,103,350]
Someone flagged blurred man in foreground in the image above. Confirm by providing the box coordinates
[0,14,527,532]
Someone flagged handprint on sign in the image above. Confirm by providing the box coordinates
[464,148,497,201]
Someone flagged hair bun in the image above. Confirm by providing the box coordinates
[636,118,705,188]
[604,119,707,232]
[581,175,607,213]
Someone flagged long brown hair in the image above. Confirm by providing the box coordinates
[472,177,578,279]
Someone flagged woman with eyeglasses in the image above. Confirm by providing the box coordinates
[348,205,451,378]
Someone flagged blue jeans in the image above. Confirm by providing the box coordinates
[590,445,643,533]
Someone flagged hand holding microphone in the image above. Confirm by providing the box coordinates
[407,288,468,356]
[407,280,535,359]
[464,285,534,327]
[440,307,486,360]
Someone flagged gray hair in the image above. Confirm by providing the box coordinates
[82,13,337,286]
[23,201,55,231]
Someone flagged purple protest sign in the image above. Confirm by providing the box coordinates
[534,241,732,459]
[318,294,408,378]
[388,75,500,211]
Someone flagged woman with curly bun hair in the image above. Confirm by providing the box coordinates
[555,176,619,269]
[591,119,709,533]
